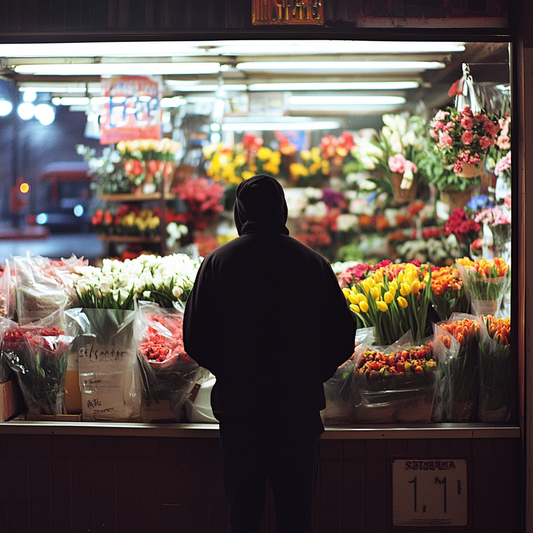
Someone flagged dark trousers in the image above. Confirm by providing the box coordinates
[219,424,321,533]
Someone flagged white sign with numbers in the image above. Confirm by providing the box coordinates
[391,458,469,528]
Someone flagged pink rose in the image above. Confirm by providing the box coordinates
[434,110,450,121]
[462,131,474,145]
[429,128,438,140]
[461,117,474,129]
[443,121,455,131]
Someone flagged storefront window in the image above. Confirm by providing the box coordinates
[0,39,514,426]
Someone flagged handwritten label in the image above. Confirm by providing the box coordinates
[78,343,141,421]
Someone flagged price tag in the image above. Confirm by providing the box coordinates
[391,457,469,528]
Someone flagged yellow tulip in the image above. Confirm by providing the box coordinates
[359,301,369,313]
[367,277,375,289]
[384,291,393,304]
[350,303,360,314]
[361,280,370,294]
[348,293,359,305]
[370,287,380,300]
[357,293,368,304]
[400,282,411,297]
[342,288,351,298]
[411,280,420,294]
[397,296,408,308]
[377,301,388,312]
[390,280,399,291]
[374,270,383,283]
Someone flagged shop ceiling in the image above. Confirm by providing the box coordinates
[0,39,510,128]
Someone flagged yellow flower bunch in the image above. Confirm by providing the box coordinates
[119,208,160,236]
[343,262,432,345]
[289,147,330,185]
[204,143,281,186]
[116,138,181,161]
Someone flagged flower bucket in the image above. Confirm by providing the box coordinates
[390,172,418,203]
[457,159,485,178]
[440,187,474,210]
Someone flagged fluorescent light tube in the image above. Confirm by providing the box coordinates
[14,62,221,76]
[237,61,445,71]
[222,120,340,131]
[289,95,406,105]
[248,81,419,91]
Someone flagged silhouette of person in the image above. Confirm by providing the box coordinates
[183,174,356,533]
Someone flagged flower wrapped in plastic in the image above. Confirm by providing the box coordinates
[11,253,87,324]
[135,303,204,421]
[432,314,481,422]
[322,354,357,426]
[478,315,513,422]
[456,257,510,317]
[342,262,432,345]
[4,309,74,415]
[352,333,437,423]
[430,265,470,321]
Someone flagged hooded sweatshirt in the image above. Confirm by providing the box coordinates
[183,175,356,433]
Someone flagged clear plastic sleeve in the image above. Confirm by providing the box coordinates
[4,309,74,415]
[135,302,203,421]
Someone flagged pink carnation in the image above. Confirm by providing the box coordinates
[479,136,493,150]
[461,117,474,129]
[434,110,450,121]
[495,152,511,174]
[461,106,473,116]
[484,121,500,137]
[462,130,474,145]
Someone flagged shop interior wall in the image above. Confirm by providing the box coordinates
[0,432,520,533]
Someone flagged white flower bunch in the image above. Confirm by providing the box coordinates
[74,253,201,310]
[336,214,359,232]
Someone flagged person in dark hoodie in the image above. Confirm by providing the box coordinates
[183,174,356,533]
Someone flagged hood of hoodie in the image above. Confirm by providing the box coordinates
[234,174,289,236]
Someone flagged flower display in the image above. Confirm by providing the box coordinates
[477,315,512,421]
[354,113,427,197]
[342,262,432,345]
[430,266,469,320]
[92,204,187,238]
[455,257,510,315]
[173,177,224,231]
[203,137,281,186]
[429,106,500,176]
[4,319,74,415]
[433,316,481,422]
[289,147,331,186]
[74,253,201,310]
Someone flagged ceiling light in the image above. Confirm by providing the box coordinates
[34,103,55,125]
[289,95,406,105]
[165,82,248,92]
[161,96,187,108]
[17,102,35,120]
[0,40,465,58]
[0,100,13,117]
[52,97,90,106]
[14,62,221,76]
[221,117,341,131]
[248,81,419,91]
[237,61,445,72]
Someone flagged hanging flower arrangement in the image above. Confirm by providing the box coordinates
[429,106,500,177]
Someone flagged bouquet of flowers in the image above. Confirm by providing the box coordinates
[135,304,203,420]
[352,338,437,423]
[74,253,201,311]
[342,262,432,345]
[204,136,281,186]
[430,266,470,320]
[354,113,427,201]
[474,203,511,259]
[172,177,224,231]
[429,106,500,177]
[443,208,481,257]
[432,315,480,422]
[478,315,513,422]
[322,354,357,426]
[4,310,74,415]
[456,257,510,316]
